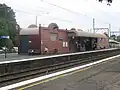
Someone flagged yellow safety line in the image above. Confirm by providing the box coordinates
[18,67,91,90]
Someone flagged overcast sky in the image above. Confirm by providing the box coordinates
[1,0,120,34]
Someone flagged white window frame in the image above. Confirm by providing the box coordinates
[66,42,68,47]
[63,41,66,47]
[63,41,68,47]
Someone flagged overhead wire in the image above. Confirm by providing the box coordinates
[14,3,49,14]
[14,9,73,23]
[4,0,101,28]
[2,0,73,23]
[4,0,120,30]
[95,7,120,26]
[4,0,119,26]
[41,0,120,29]
[40,0,87,16]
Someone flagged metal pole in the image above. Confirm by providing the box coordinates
[39,24,41,54]
[119,28,120,36]
[108,24,111,38]
[93,18,95,33]
[36,16,38,26]
[5,45,7,58]
[4,5,7,58]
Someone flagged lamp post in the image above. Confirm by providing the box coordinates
[93,18,95,33]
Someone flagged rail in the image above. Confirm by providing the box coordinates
[0,48,120,87]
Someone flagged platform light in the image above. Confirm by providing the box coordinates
[0,36,10,39]
[29,41,32,43]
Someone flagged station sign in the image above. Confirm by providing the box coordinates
[0,36,10,39]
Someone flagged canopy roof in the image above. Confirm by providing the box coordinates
[109,39,120,44]
[68,30,107,38]
[20,28,39,35]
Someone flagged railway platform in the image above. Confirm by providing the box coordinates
[0,48,116,63]
[0,48,120,90]
[16,55,120,90]
[1,54,120,90]
[0,53,46,62]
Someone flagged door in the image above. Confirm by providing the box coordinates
[20,35,29,53]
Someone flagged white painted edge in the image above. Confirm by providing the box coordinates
[0,54,120,90]
[0,48,117,64]
[0,53,18,56]
[0,53,4,55]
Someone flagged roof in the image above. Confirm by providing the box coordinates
[28,24,38,28]
[67,30,107,38]
[109,39,120,44]
[20,27,67,35]
[20,28,39,35]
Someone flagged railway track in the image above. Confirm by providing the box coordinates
[0,49,120,87]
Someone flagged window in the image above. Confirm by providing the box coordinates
[63,41,68,47]
[51,33,57,41]
[66,42,68,47]
[63,41,66,47]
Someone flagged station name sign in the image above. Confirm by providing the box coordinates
[0,36,10,39]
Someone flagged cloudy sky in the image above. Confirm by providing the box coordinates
[1,0,120,34]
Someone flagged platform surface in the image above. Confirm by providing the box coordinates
[0,53,45,62]
[15,56,120,90]
[0,48,117,64]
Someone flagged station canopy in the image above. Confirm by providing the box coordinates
[67,30,107,38]
[109,39,120,44]
[20,28,39,35]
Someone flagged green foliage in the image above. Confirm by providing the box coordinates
[0,29,8,36]
[6,39,13,49]
[0,3,18,48]
[117,36,120,42]
[110,35,117,40]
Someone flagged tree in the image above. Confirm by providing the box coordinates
[110,35,117,40]
[117,35,120,42]
[0,3,18,48]
[71,28,76,30]
[28,24,38,28]
[98,0,112,3]
[98,0,112,5]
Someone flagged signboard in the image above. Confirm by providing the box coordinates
[0,36,10,39]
